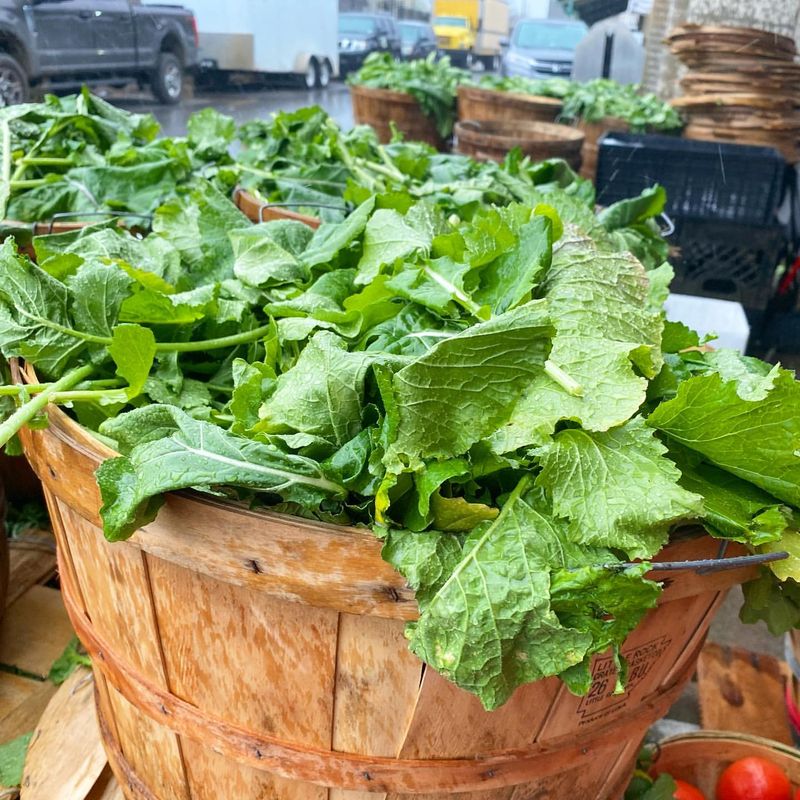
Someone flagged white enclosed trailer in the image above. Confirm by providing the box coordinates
[187,0,339,88]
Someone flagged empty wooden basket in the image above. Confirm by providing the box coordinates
[350,84,445,150]
[457,85,563,124]
[454,119,584,169]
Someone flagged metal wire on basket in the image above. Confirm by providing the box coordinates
[604,549,789,575]
[233,186,350,219]
[47,210,154,233]
[658,211,675,237]
[256,201,349,223]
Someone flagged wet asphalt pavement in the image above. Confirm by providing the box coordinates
[112,80,355,135]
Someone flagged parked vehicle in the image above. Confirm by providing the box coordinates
[338,13,401,77]
[501,17,588,79]
[398,21,438,60]
[432,0,509,69]
[189,0,337,89]
[0,0,198,106]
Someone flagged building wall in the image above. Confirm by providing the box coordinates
[339,0,433,19]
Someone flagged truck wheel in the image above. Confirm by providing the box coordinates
[0,54,29,107]
[303,58,319,90]
[317,59,331,89]
[152,52,183,105]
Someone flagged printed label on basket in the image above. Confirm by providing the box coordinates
[574,636,672,725]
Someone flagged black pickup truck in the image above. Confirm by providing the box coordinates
[0,1,198,106]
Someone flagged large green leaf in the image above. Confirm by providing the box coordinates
[537,417,703,559]
[384,301,552,468]
[495,236,663,451]
[303,197,375,269]
[108,324,156,398]
[356,208,430,285]
[67,260,133,341]
[231,220,314,288]
[385,480,659,709]
[96,406,345,541]
[0,239,86,377]
[473,214,551,314]
[648,369,800,507]
[668,443,790,547]
[257,331,382,451]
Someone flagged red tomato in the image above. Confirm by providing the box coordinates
[673,778,706,799]
[793,788,800,800]
[716,757,792,800]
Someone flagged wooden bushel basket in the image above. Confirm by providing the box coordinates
[18,367,770,799]
[652,732,800,794]
[457,86,563,125]
[575,117,630,181]
[233,187,322,229]
[454,120,584,169]
[0,480,7,618]
[351,84,445,150]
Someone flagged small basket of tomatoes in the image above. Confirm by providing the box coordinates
[627,732,800,800]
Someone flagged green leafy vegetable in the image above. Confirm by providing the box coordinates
[560,79,683,132]
[0,732,32,787]
[1,94,798,712]
[348,53,467,138]
[48,636,91,684]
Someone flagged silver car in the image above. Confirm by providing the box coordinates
[501,18,588,79]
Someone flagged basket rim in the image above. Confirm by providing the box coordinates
[658,730,800,757]
[349,83,422,105]
[13,357,766,580]
[457,84,564,109]
[455,119,584,148]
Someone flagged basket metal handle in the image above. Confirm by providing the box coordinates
[255,201,347,222]
[606,549,788,575]
[658,211,675,237]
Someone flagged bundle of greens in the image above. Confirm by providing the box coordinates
[0,89,235,224]
[559,79,683,132]
[237,106,669,268]
[474,74,573,98]
[0,181,798,710]
[347,52,468,138]
[236,105,596,223]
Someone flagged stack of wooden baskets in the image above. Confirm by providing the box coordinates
[667,24,800,162]
[454,119,584,168]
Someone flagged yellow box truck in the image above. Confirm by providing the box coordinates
[432,0,510,69]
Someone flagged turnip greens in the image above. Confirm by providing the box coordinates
[0,94,796,710]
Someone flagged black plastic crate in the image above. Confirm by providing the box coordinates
[596,133,787,226]
[669,217,788,311]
